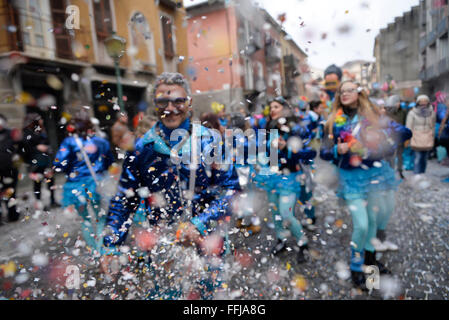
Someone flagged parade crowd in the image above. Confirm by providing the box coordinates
[1,65,449,298]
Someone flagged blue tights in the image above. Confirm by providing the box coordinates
[376,190,396,232]
[268,191,306,245]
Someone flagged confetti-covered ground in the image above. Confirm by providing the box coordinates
[0,159,448,300]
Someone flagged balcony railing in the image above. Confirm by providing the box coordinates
[159,0,180,9]
[427,29,437,47]
[426,65,436,80]
[437,16,449,37]
[438,57,449,76]
[419,69,426,80]
[419,36,427,52]
[283,54,297,69]
[265,43,282,64]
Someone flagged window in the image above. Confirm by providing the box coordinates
[93,0,113,41]
[161,15,174,58]
[49,0,72,59]
[18,0,47,48]
[130,12,156,67]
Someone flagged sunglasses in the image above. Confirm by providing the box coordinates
[154,97,189,109]
[340,88,358,94]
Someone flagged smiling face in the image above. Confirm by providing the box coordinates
[154,84,191,129]
[270,101,284,120]
[339,82,359,108]
[417,98,429,108]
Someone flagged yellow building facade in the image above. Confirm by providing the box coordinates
[0,0,188,144]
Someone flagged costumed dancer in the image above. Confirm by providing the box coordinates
[323,64,343,103]
[383,95,407,179]
[226,112,262,234]
[320,81,411,290]
[100,73,241,300]
[253,96,316,263]
[296,100,326,230]
[402,101,416,171]
[53,110,114,255]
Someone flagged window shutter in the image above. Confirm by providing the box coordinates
[161,16,174,58]
[5,0,23,51]
[50,0,73,59]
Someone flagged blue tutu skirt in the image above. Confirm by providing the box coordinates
[337,160,400,200]
[253,170,302,194]
[62,176,101,208]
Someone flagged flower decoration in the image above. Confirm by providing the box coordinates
[335,109,346,126]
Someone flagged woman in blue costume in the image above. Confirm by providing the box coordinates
[253,96,316,263]
[320,81,411,290]
[53,110,114,256]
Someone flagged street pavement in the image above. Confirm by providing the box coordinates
[0,159,448,300]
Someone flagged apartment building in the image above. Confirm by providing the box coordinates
[373,4,421,100]
[186,0,309,115]
[418,0,449,94]
[0,0,188,146]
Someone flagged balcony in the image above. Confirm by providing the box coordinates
[159,0,180,10]
[438,57,449,76]
[419,36,427,52]
[437,16,449,37]
[419,69,426,80]
[283,54,297,69]
[265,43,282,65]
[426,65,436,80]
[427,29,437,47]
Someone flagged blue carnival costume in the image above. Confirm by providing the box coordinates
[54,135,114,253]
[402,102,416,171]
[320,109,411,280]
[253,116,316,259]
[103,119,240,299]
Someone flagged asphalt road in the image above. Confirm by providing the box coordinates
[1,159,448,300]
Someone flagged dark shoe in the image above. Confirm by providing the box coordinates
[271,239,287,256]
[374,260,391,275]
[50,202,60,209]
[399,170,405,180]
[351,270,367,291]
[7,210,19,222]
[364,250,391,274]
[297,244,308,264]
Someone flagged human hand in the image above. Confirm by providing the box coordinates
[404,140,410,148]
[337,138,349,154]
[176,222,202,247]
[111,121,135,151]
[37,144,49,153]
[99,255,120,276]
[272,137,287,150]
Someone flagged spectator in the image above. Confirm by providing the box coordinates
[384,95,408,179]
[406,95,436,175]
[0,114,21,224]
[21,112,58,209]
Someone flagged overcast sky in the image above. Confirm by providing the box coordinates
[185,0,420,70]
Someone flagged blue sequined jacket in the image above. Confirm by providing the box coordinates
[53,135,114,181]
[320,113,412,170]
[103,119,241,251]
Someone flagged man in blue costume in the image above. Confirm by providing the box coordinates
[99,72,241,299]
